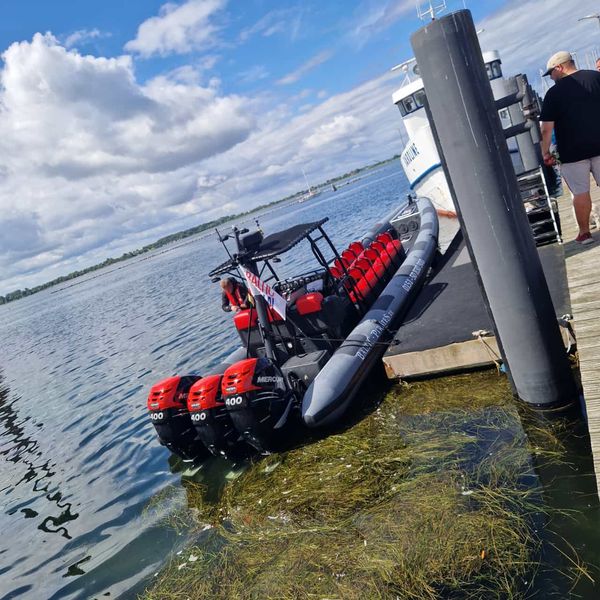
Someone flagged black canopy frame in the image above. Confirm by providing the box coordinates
[209,218,370,361]
[208,219,334,278]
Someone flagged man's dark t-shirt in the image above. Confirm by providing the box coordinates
[540,69,600,163]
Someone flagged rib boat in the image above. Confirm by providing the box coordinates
[147,196,439,462]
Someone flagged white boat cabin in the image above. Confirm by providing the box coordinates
[392,51,504,215]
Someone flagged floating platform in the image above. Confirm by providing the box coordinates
[383,230,571,379]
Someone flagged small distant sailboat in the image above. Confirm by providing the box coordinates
[299,168,321,203]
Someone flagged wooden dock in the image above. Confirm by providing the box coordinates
[556,185,600,497]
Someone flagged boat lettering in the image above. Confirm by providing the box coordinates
[401,258,425,292]
[257,376,284,384]
[191,412,207,421]
[225,395,244,406]
[356,310,394,361]
[401,143,420,167]
[243,269,287,320]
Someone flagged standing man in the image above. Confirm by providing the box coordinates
[540,51,600,245]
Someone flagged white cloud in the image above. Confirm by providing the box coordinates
[347,0,415,47]
[0,33,255,293]
[0,26,410,293]
[304,115,362,149]
[4,0,589,295]
[477,0,600,85]
[64,28,108,49]
[239,8,302,43]
[125,0,227,57]
[238,64,270,84]
[198,68,403,207]
[277,49,334,85]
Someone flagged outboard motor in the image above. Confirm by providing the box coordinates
[187,374,247,460]
[147,375,208,464]
[221,357,294,452]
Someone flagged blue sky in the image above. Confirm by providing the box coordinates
[1,0,600,294]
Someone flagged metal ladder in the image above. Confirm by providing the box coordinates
[517,166,562,245]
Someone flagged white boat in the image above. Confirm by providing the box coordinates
[392,50,505,218]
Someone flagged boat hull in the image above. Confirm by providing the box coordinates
[301,197,439,427]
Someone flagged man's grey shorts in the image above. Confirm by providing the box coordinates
[561,156,600,195]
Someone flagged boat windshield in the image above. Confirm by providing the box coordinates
[397,88,427,117]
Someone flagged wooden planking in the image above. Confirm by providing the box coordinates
[382,337,501,379]
[556,182,600,497]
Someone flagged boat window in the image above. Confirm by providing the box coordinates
[414,89,426,108]
[485,60,503,81]
[402,96,416,113]
[398,92,425,116]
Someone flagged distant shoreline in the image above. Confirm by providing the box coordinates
[0,155,399,305]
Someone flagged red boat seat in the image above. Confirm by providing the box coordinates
[354,258,378,288]
[370,240,393,268]
[333,257,346,273]
[361,248,386,279]
[347,266,371,304]
[296,292,323,316]
[341,249,357,267]
[376,232,404,262]
[234,309,259,330]
[348,241,364,257]
[329,265,343,279]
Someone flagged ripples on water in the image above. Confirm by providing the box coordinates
[0,162,426,599]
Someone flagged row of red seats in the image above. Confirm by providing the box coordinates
[329,231,403,303]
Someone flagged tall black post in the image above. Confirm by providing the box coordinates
[411,10,577,407]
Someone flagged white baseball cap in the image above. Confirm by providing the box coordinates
[543,51,573,76]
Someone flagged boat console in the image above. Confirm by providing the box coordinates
[275,269,326,297]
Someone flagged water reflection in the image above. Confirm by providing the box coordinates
[0,369,79,542]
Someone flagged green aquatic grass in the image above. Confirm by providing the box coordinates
[142,369,589,600]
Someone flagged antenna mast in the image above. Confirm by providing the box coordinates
[416,0,447,21]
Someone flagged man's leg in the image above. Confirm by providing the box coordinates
[572,192,592,235]
[561,160,592,237]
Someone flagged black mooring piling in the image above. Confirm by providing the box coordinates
[410,9,577,407]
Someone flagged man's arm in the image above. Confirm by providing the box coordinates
[540,121,555,162]
[221,292,232,312]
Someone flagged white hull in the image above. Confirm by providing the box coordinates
[399,124,456,217]
[412,167,456,217]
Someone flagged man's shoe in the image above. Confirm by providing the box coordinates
[575,232,594,245]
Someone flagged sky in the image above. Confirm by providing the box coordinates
[1,0,600,295]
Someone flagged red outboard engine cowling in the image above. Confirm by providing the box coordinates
[221,357,294,452]
[147,375,208,464]
[187,374,246,459]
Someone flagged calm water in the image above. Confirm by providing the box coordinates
[1,160,598,599]
[0,162,427,599]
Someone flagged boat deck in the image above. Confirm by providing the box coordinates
[556,184,600,497]
[383,229,571,378]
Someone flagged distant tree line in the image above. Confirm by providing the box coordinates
[0,155,400,306]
